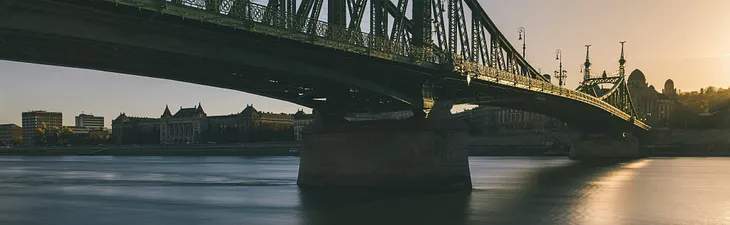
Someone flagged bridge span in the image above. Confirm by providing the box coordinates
[1,0,650,189]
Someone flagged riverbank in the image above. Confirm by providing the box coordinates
[1,142,570,157]
[0,142,301,156]
[4,130,730,157]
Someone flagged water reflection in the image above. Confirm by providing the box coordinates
[296,159,637,225]
[467,159,633,224]
[575,159,649,225]
[0,157,728,225]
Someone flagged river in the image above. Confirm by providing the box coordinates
[0,156,728,225]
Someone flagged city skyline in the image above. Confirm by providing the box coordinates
[2,0,729,127]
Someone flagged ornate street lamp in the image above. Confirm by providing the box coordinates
[518,27,526,59]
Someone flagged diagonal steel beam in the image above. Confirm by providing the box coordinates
[346,0,366,31]
[463,0,546,82]
[389,0,408,41]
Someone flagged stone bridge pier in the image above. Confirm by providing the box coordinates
[297,101,472,190]
[569,132,648,160]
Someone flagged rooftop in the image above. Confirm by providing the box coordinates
[0,124,21,128]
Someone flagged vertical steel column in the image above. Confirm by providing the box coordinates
[432,0,448,52]
[287,0,296,15]
[278,0,286,26]
[448,0,457,54]
[265,0,285,26]
[455,0,470,59]
[371,0,386,37]
[328,0,346,27]
[205,0,219,13]
[412,0,431,47]
[286,0,295,28]
[229,0,251,19]
[470,16,480,62]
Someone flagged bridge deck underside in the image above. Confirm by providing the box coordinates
[445,80,642,134]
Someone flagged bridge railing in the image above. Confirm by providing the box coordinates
[111,0,443,64]
[455,57,650,130]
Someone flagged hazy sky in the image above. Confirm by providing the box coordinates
[1,0,729,127]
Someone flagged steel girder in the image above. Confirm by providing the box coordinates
[109,0,643,122]
[576,75,638,119]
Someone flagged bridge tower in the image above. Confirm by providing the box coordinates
[569,41,646,160]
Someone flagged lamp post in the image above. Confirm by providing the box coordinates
[518,27,526,59]
[555,49,566,87]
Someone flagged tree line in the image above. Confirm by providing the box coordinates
[671,86,730,129]
[33,123,111,146]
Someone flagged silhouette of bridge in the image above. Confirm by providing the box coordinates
[0,0,651,189]
[0,0,648,133]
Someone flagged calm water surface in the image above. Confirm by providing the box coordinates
[0,156,729,225]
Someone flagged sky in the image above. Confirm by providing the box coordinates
[1,0,729,127]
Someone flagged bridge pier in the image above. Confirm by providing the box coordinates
[569,133,646,160]
[297,103,472,190]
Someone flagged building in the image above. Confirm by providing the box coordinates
[0,124,22,145]
[347,110,413,121]
[21,110,62,145]
[293,110,315,141]
[199,104,295,143]
[238,105,295,142]
[67,126,93,135]
[160,104,207,144]
[75,113,104,130]
[111,113,160,145]
[112,103,296,145]
[457,106,563,135]
[627,69,676,126]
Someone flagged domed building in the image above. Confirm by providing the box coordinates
[627,69,676,127]
[663,79,677,98]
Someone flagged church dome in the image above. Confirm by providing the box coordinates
[663,79,676,96]
[628,69,646,82]
[664,79,675,90]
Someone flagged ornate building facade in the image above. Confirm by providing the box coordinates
[627,69,676,127]
[159,104,207,144]
[113,104,295,145]
[293,110,315,141]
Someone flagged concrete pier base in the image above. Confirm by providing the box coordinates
[569,133,644,160]
[297,119,472,190]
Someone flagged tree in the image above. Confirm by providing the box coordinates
[59,126,73,145]
[11,136,22,146]
[35,122,48,145]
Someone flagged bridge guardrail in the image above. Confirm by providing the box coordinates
[455,56,650,131]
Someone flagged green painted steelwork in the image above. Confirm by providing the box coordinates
[105,0,441,68]
[454,56,650,131]
[79,0,648,131]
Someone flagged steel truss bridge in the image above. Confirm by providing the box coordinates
[0,0,649,133]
